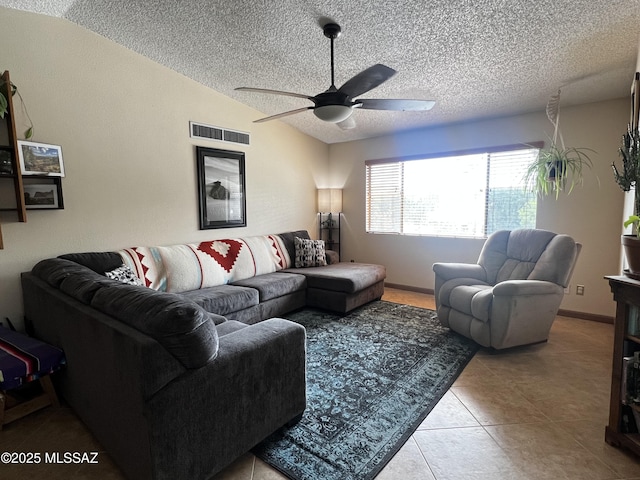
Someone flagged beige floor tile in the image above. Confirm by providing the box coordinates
[251,457,290,480]
[374,437,436,480]
[418,390,480,430]
[485,421,618,479]
[413,427,528,480]
[556,419,640,478]
[451,383,547,426]
[0,406,53,451]
[22,407,104,454]
[73,454,127,480]
[211,452,255,480]
[451,357,504,388]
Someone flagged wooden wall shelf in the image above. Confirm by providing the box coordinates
[0,70,27,249]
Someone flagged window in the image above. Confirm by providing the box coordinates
[365,144,540,237]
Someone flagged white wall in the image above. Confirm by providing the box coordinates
[330,99,628,318]
[0,8,329,329]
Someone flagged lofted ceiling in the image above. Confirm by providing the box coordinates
[1,0,639,144]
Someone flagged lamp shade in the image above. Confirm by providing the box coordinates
[317,189,343,213]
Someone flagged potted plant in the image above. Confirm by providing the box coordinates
[524,89,595,198]
[0,76,33,139]
[613,126,640,276]
[524,143,595,198]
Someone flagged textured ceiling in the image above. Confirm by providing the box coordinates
[2,0,640,144]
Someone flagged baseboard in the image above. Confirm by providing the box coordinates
[385,283,614,324]
[384,283,434,295]
[557,309,614,324]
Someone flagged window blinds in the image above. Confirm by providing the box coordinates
[365,145,540,237]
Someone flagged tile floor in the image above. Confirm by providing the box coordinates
[2,288,640,479]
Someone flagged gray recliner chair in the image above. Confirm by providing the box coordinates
[433,229,580,350]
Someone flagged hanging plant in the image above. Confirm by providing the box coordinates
[524,143,595,198]
[523,89,596,198]
[0,78,33,139]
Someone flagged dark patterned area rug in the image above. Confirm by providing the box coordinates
[252,301,479,480]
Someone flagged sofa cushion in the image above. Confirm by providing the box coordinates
[33,258,109,289]
[276,230,311,263]
[285,262,386,294]
[179,284,259,316]
[91,284,219,369]
[58,251,123,274]
[294,237,327,267]
[449,284,493,322]
[232,272,306,301]
[59,270,121,305]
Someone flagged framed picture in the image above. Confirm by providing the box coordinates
[23,182,62,209]
[18,140,65,177]
[196,146,246,229]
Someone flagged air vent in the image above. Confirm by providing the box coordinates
[190,122,250,145]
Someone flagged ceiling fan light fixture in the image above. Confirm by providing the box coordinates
[313,104,354,123]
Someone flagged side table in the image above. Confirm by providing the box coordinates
[0,326,66,430]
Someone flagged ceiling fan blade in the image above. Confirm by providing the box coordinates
[357,99,436,111]
[254,107,313,123]
[338,64,397,98]
[337,116,357,130]
[235,87,313,101]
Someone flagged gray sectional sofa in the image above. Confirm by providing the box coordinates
[20,230,386,480]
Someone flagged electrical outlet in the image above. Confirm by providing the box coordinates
[576,285,585,296]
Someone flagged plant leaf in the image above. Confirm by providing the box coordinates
[0,92,6,119]
[624,215,640,228]
[24,127,33,139]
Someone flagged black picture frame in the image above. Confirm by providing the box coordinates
[196,146,246,229]
[24,180,64,209]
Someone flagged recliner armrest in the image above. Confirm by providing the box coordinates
[433,263,486,282]
[493,279,563,296]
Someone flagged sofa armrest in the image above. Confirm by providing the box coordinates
[493,279,563,296]
[325,249,340,264]
[146,317,306,479]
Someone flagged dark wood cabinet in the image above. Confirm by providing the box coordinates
[605,275,640,457]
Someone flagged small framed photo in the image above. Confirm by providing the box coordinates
[196,146,246,229]
[24,182,62,209]
[18,140,65,177]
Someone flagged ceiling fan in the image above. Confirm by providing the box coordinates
[235,23,435,129]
